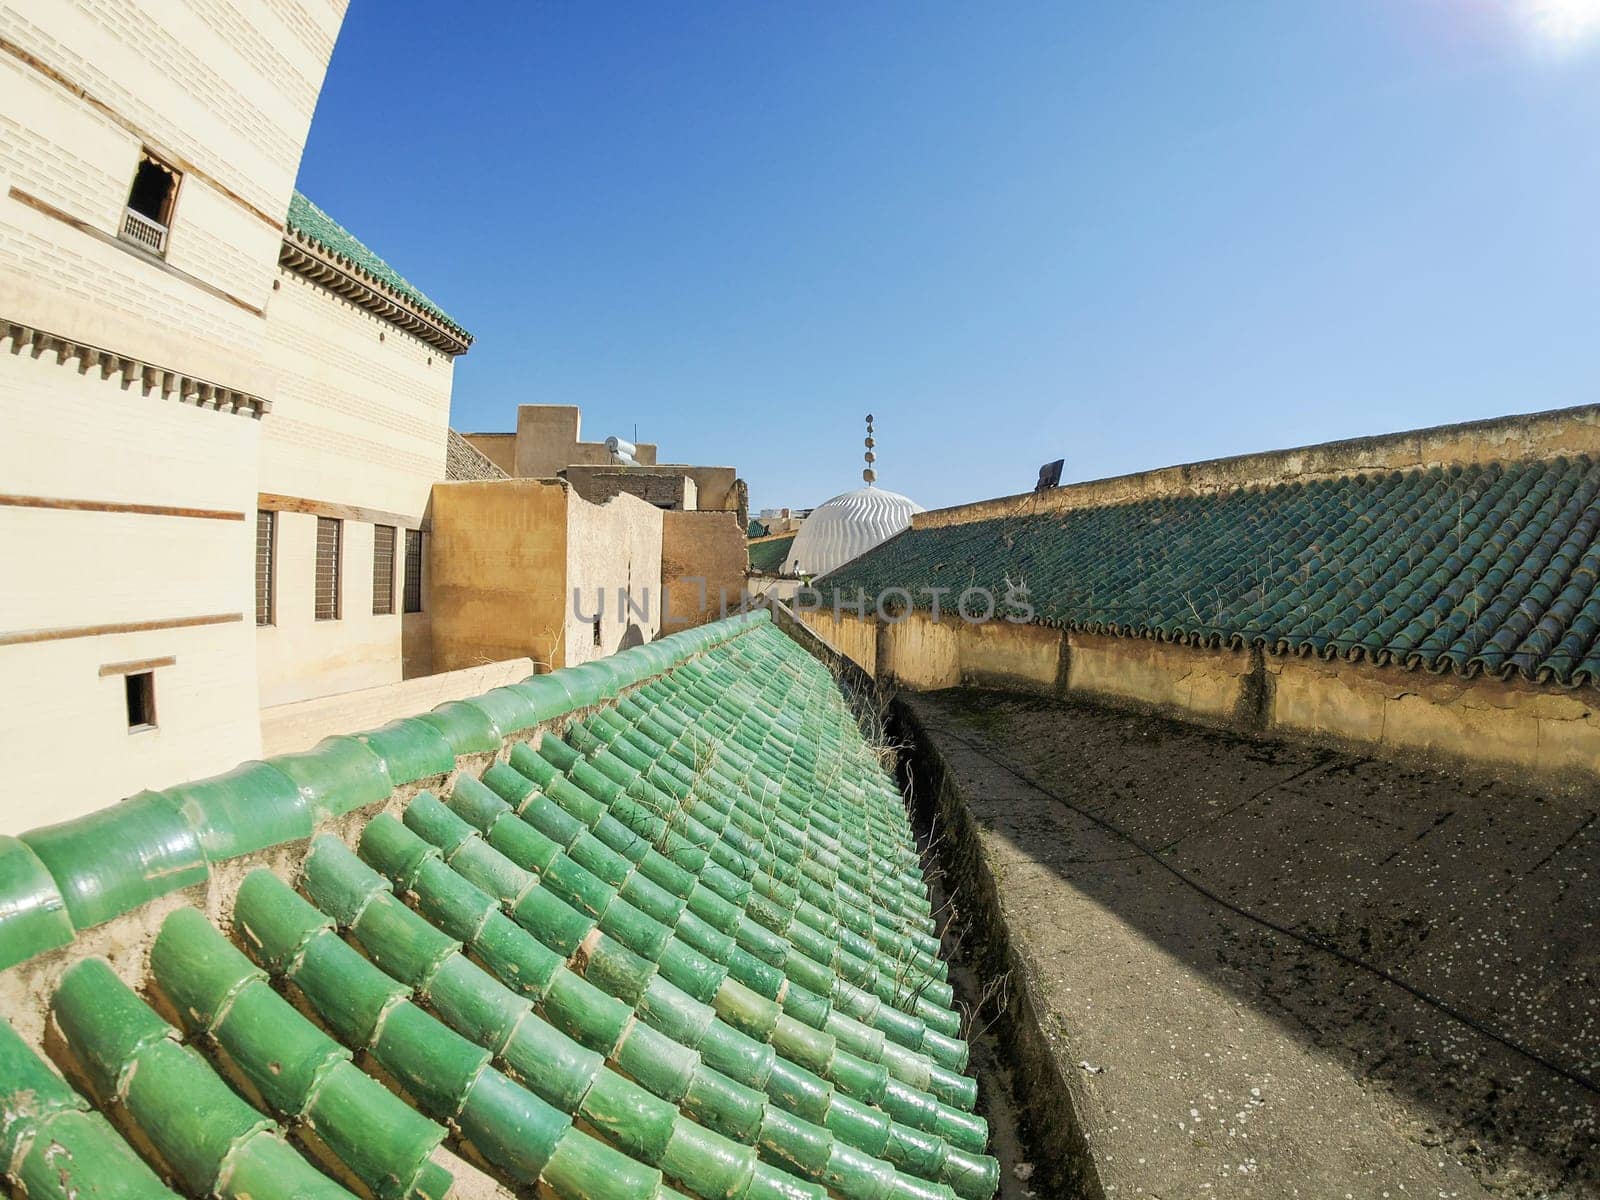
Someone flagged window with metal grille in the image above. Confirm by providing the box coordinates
[254,510,275,625]
[315,517,341,620]
[372,525,396,615]
[403,529,423,613]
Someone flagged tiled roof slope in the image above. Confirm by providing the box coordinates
[824,456,1600,688]
[446,428,510,481]
[748,534,797,575]
[0,613,997,1200]
[287,191,468,338]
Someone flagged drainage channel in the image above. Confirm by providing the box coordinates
[886,695,1093,1200]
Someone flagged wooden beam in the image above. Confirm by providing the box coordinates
[98,655,177,677]
[0,36,282,231]
[0,613,242,648]
[258,492,427,531]
[0,494,246,521]
[10,188,266,317]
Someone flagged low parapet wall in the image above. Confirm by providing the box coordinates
[260,657,534,757]
[798,609,1600,789]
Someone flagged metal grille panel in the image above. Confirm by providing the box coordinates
[315,517,341,620]
[254,511,274,625]
[372,525,395,615]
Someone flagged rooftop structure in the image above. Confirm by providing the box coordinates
[0,613,997,1200]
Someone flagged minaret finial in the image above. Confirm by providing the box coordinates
[863,412,877,485]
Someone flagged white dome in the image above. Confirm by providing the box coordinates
[788,485,924,579]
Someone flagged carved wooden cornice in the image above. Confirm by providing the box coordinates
[1,318,268,418]
[279,232,473,356]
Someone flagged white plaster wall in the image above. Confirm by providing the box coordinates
[0,1,347,391]
[260,266,456,515]
[256,511,408,707]
[0,350,262,830]
[255,262,458,706]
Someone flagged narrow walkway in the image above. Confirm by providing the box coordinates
[902,689,1598,1200]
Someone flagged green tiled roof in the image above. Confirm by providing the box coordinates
[286,191,468,337]
[824,456,1600,689]
[748,533,797,575]
[748,519,769,538]
[0,613,996,1200]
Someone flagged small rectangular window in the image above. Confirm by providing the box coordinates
[372,524,396,615]
[121,150,180,256]
[255,510,275,626]
[126,672,156,731]
[315,516,341,620]
[403,529,424,613]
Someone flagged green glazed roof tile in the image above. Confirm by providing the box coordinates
[748,534,797,575]
[286,191,469,339]
[823,455,1600,689]
[0,613,994,1200]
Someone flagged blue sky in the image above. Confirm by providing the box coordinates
[296,1,1600,513]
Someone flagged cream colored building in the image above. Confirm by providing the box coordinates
[255,193,473,706]
[0,0,350,824]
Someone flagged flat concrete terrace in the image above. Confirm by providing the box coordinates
[899,690,1598,1199]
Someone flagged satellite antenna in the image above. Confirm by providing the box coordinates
[1035,458,1064,491]
[863,413,876,485]
[605,435,639,467]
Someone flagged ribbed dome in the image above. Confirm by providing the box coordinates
[789,485,924,579]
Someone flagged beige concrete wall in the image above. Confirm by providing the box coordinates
[511,404,657,478]
[461,432,516,476]
[916,404,1600,532]
[565,491,663,666]
[878,612,960,690]
[428,480,570,673]
[662,510,747,629]
[260,656,533,756]
[0,345,263,829]
[680,465,740,512]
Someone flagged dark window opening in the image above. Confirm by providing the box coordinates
[255,510,275,626]
[373,524,396,615]
[121,151,180,255]
[403,529,424,613]
[315,516,341,620]
[126,672,156,731]
[593,616,603,647]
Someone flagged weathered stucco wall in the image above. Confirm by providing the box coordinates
[796,609,878,677]
[461,432,516,476]
[916,404,1600,531]
[507,404,657,479]
[1068,631,1255,721]
[564,489,663,667]
[828,611,1600,788]
[662,509,748,629]
[428,479,570,673]
[1268,656,1600,783]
